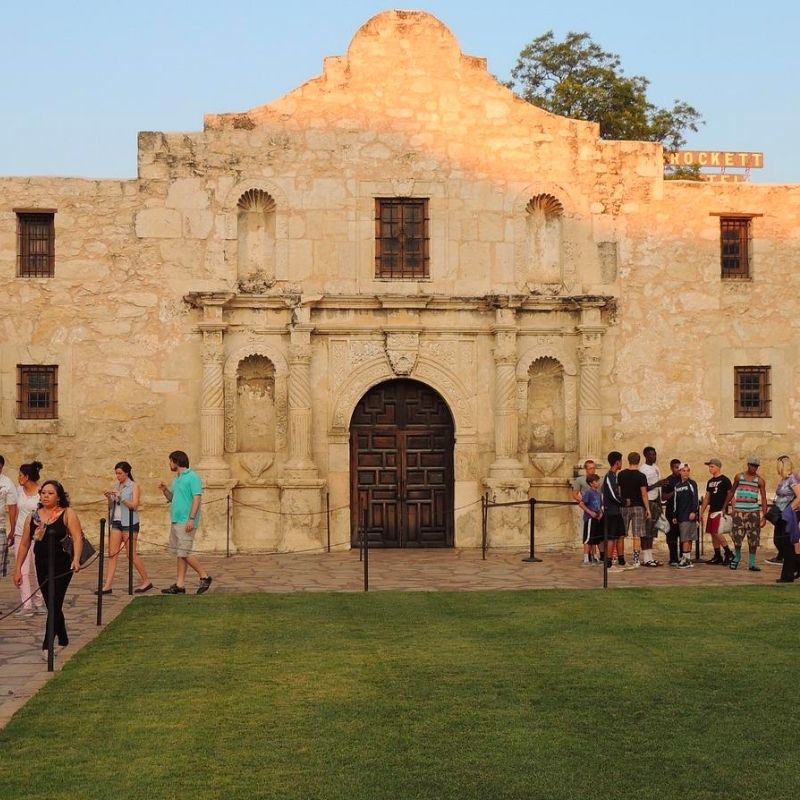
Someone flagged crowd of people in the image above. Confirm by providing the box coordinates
[0,450,212,662]
[572,449,800,581]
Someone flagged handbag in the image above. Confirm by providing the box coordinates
[765,504,783,525]
[61,530,97,565]
[719,514,733,534]
[655,516,671,534]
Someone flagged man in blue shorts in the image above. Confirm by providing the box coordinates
[159,450,212,595]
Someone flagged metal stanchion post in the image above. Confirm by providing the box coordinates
[96,518,106,626]
[362,509,369,593]
[522,498,542,563]
[695,518,701,562]
[127,515,134,596]
[326,492,331,554]
[46,534,55,672]
[226,495,231,559]
[481,493,488,560]
[602,514,609,589]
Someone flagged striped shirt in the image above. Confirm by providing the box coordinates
[733,473,761,511]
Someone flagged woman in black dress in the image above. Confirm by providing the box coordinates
[13,480,82,659]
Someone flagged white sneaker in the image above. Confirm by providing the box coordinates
[678,558,693,569]
[34,606,47,615]
[16,609,35,618]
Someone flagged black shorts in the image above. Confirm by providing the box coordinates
[603,514,626,539]
[111,521,140,534]
[583,517,604,546]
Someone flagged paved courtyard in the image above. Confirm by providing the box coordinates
[0,545,790,727]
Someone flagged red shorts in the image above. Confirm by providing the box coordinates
[706,513,721,535]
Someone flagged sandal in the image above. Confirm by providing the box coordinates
[643,561,659,567]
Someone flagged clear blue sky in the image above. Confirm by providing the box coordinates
[2,0,797,183]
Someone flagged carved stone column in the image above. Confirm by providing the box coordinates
[577,316,604,464]
[286,314,317,477]
[197,319,231,482]
[489,308,525,479]
[186,291,235,553]
[280,304,325,550]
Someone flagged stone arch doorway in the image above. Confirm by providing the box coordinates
[350,379,454,548]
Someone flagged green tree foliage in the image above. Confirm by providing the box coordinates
[509,31,703,150]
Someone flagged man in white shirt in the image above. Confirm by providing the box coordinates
[0,455,19,579]
[639,446,663,566]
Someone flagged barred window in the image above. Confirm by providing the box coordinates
[720,217,750,279]
[734,366,770,418]
[17,365,58,419]
[16,211,55,277]
[375,198,429,279]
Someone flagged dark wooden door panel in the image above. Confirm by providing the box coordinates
[351,380,454,548]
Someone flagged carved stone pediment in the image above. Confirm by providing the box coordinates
[385,332,419,376]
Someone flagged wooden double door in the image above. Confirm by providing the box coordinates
[350,379,454,548]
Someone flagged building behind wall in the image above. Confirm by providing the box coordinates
[1,10,797,552]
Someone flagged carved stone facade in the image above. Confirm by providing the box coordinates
[1,11,797,552]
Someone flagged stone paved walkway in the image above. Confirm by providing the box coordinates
[0,545,791,727]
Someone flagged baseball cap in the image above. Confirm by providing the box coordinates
[746,455,761,466]
[704,458,722,468]
[678,462,690,470]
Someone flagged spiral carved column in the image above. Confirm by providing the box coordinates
[197,324,231,480]
[286,331,317,476]
[489,319,524,479]
[577,327,603,462]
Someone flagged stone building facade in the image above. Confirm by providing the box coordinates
[1,11,798,552]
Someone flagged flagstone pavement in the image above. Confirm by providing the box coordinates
[0,545,791,728]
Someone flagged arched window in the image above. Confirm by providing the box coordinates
[527,356,565,452]
[237,190,276,280]
[526,194,564,283]
[236,355,276,452]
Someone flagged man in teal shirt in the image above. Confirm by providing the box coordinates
[159,450,212,594]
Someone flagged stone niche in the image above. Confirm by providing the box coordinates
[527,356,565,452]
[236,354,276,453]
[237,189,276,281]
[526,194,564,284]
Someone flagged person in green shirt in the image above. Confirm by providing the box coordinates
[158,450,212,594]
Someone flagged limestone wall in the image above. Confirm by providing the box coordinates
[1,10,797,553]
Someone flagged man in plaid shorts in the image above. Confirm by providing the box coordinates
[725,456,767,571]
[618,452,651,567]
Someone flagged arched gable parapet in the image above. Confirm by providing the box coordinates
[330,357,475,437]
[516,342,577,378]
[222,178,290,213]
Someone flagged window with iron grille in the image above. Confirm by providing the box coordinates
[734,366,770,418]
[16,212,55,277]
[375,198,429,279]
[17,365,58,419]
[720,217,750,278]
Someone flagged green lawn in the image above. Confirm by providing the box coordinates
[1,588,798,800]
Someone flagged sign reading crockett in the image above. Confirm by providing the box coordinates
[665,151,764,168]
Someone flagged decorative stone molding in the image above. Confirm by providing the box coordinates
[239,451,275,482]
[385,331,419,375]
[329,351,475,435]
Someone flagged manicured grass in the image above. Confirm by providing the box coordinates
[1,588,798,799]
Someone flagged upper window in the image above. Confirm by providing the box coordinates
[720,216,751,279]
[734,366,770,418]
[375,198,429,279]
[16,211,55,277]
[17,365,58,419]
